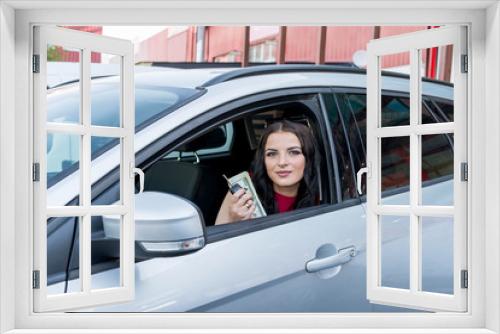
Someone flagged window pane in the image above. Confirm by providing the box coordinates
[381,136,410,205]
[420,45,454,124]
[91,52,121,127]
[421,134,454,206]
[47,132,80,205]
[91,137,122,206]
[381,95,410,128]
[47,216,81,295]
[46,44,81,124]
[380,51,410,127]
[433,99,454,123]
[380,215,410,289]
[421,217,453,294]
[92,215,121,290]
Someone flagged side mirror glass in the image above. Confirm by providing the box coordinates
[103,191,206,257]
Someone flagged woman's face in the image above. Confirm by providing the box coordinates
[264,131,306,196]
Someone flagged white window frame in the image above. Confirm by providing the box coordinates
[32,26,136,312]
[0,1,498,333]
[365,26,468,312]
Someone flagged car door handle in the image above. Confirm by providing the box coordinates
[305,246,356,273]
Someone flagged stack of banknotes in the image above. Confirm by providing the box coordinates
[226,171,267,218]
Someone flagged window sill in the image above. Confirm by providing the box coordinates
[3,329,498,334]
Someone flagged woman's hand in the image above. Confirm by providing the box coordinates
[227,188,256,221]
[214,189,256,225]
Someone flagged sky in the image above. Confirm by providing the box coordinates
[102,26,168,45]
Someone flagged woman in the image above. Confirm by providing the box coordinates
[215,120,319,225]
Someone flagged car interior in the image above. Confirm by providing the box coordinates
[141,99,327,227]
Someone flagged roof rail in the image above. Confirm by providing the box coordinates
[200,64,365,87]
[137,61,358,70]
[200,64,454,88]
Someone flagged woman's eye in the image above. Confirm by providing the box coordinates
[289,150,302,156]
[266,151,277,157]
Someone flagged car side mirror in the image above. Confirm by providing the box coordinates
[102,191,206,258]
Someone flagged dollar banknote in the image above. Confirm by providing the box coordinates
[226,171,267,218]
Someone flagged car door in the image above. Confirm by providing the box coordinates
[66,89,371,312]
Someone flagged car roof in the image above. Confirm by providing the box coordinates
[136,64,453,94]
[49,64,452,96]
[134,67,235,89]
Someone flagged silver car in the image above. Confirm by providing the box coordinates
[45,65,454,312]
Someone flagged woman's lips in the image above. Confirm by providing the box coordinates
[276,171,292,177]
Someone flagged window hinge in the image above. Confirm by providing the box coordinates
[461,162,468,182]
[461,269,468,289]
[33,163,40,182]
[32,55,40,73]
[33,270,40,289]
[461,54,468,73]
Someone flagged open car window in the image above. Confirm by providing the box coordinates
[140,96,331,230]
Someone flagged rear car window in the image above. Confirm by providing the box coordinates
[335,92,454,196]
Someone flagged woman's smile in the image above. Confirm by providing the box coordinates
[276,170,292,177]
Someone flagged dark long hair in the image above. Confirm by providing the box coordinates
[251,120,319,214]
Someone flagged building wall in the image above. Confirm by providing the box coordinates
[206,26,246,61]
[49,25,443,77]
[134,25,452,80]
[135,26,427,70]
[136,27,196,62]
[284,26,320,62]
[135,29,170,62]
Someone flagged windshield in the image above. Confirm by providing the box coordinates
[46,78,200,186]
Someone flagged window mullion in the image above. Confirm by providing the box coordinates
[409,48,421,293]
[81,48,91,294]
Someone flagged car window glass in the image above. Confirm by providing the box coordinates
[341,93,367,177]
[379,100,453,195]
[46,81,199,186]
[341,93,450,196]
[421,134,454,182]
[322,93,356,201]
[424,97,454,123]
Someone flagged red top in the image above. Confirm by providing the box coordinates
[275,192,297,213]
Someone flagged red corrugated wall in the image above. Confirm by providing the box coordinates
[284,26,425,66]
[136,27,196,63]
[136,29,170,62]
[166,27,194,62]
[135,26,427,69]
[131,26,440,73]
[284,26,320,62]
[324,26,374,62]
[55,25,431,70]
[206,26,246,61]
